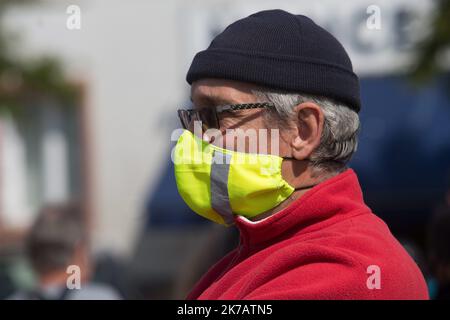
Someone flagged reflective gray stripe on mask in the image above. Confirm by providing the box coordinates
[210,150,234,225]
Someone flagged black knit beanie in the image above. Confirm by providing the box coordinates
[186,9,361,112]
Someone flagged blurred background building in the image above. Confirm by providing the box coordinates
[0,0,449,299]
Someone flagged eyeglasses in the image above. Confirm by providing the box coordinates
[177,102,274,130]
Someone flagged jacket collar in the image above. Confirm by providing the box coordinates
[234,169,370,248]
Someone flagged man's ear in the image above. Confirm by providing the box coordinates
[290,102,324,160]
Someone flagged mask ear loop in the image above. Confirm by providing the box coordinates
[294,184,317,191]
[281,156,311,161]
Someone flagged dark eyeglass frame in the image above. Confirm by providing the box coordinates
[177,102,275,130]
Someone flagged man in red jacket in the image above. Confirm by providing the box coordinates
[174,9,428,299]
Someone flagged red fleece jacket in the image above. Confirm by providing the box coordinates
[187,169,429,300]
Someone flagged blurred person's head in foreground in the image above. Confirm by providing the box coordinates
[26,202,90,286]
[12,203,121,300]
[174,9,428,300]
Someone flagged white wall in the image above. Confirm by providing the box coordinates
[4,0,188,255]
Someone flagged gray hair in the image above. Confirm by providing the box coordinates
[252,89,360,177]
[26,203,86,275]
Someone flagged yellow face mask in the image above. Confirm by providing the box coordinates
[173,130,295,226]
